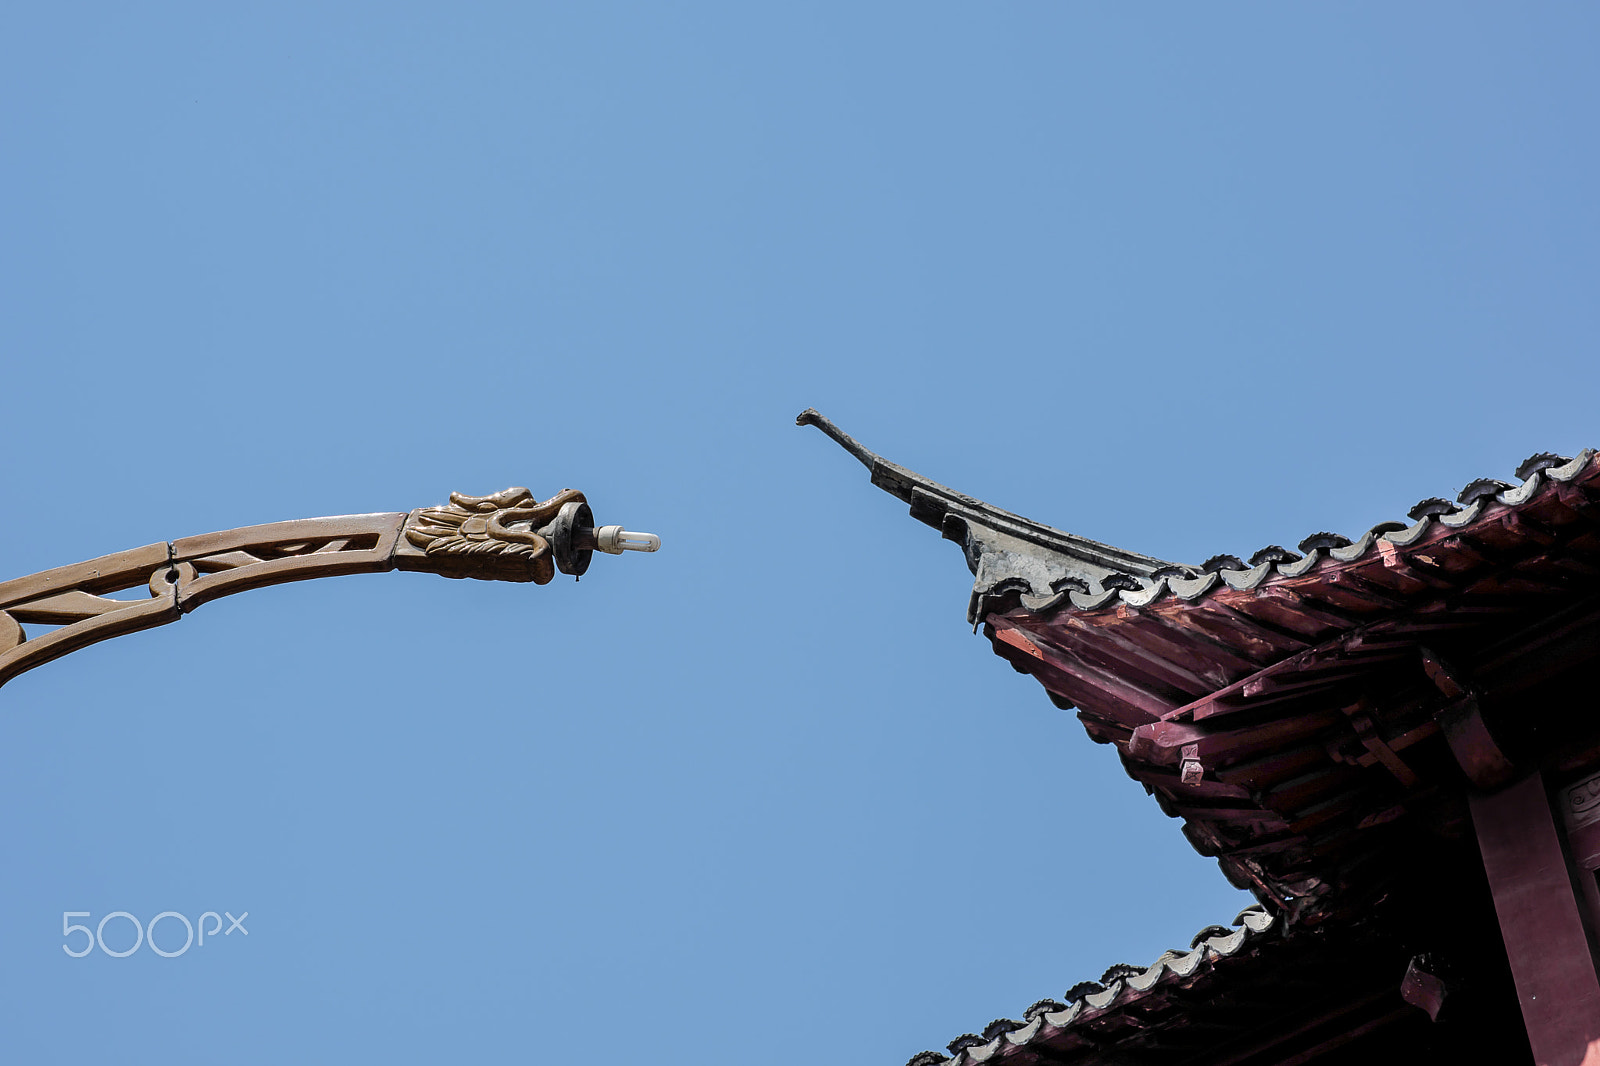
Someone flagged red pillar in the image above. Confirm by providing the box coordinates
[1472,773,1600,1066]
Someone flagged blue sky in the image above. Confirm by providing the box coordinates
[2,4,1597,1063]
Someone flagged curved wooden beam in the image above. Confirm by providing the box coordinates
[0,487,658,691]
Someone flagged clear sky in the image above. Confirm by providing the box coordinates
[2,4,1597,1064]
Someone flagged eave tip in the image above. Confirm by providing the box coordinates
[794,408,879,472]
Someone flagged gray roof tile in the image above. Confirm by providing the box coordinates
[903,906,1279,1066]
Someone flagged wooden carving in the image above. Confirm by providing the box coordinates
[399,487,587,584]
[0,487,657,692]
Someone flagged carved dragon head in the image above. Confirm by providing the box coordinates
[401,487,589,584]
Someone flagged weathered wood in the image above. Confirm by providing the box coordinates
[1111,611,1267,677]
[1239,656,1396,699]
[1128,711,1344,769]
[1086,611,1258,687]
[1175,598,1307,662]
[991,621,1177,724]
[1320,570,1411,610]
[988,629,1157,732]
[1222,592,1346,642]
[1032,617,1220,700]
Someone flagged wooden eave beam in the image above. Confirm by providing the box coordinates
[1320,570,1412,610]
[1088,608,1269,678]
[991,620,1179,725]
[1173,599,1309,662]
[1025,619,1220,701]
[1120,762,1254,801]
[1212,744,1329,791]
[1259,767,1362,813]
[1219,594,1346,643]
[1125,538,1600,764]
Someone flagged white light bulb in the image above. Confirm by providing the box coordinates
[595,526,661,554]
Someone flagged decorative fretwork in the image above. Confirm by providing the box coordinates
[0,487,657,691]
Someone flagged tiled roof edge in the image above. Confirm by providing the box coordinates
[797,411,1597,619]
[903,905,1280,1066]
[973,449,1598,619]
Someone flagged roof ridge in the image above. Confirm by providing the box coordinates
[797,409,1185,585]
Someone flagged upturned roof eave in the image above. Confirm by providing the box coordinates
[796,409,1190,622]
[800,409,1600,919]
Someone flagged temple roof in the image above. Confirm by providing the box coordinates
[800,410,1600,925]
[799,412,1562,1063]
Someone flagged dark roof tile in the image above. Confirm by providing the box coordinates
[1408,497,1457,520]
[981,1018,1025,1040]
[1063,980,1106,1001]
[1202,554,1249,573]
[1518,452,1571,480]
[1023,999,1067,1021]
[1297,532,1352,553]
[1248,545,1302,566]
[1190,924,1235,948]
[946,1034,987,1054]
[1458,478,1515,505]
[1100,963,1144,983]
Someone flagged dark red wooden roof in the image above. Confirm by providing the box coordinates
[801,410,1600,926]
[801,412,1594,1064]
[901,899,1528,1066]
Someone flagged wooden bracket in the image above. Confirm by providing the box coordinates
[1436,696,1518,791]
[1416,646,1520,790]
[1339,700,1421,788]
[0,487,655,692]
